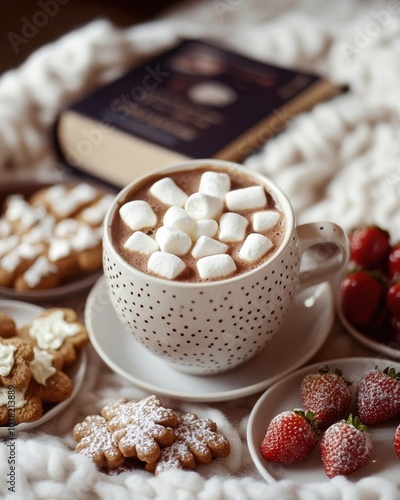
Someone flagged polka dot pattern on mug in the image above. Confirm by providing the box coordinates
[103,237,299,375]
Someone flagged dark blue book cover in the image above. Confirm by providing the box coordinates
[56,39,341,187]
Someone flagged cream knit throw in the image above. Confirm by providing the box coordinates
[1,0,400,498]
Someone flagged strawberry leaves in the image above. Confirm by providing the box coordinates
[321,414,372,478]
[260,409,318,464]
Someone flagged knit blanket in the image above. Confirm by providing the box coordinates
[1,0,400,498]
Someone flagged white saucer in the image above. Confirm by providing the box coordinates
[85,277,334,402]
[247,357,400,484]
[0,300,87,436]
[336,292,400,360]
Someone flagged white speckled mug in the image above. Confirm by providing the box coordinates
[103,159,348,375]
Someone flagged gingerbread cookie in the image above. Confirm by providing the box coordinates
[0,339,74,425]
[0,306,86,427]
[13,255,60,291]
[0,243,45,288]
[0,313,17,338]
[19,308,88,367]
[73,415,126,469]
[0,182,112,292]
[146,412,231,474]
[0,382,43,425]
[29,346,73,404]
[32,183,101,220]
[0,337,34,390]
[49,219,102,276]
[76,193,115,227]
[3,195,45,235]
[102,396,178,464]
[72,396,231,474]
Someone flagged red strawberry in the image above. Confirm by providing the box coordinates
[340,270,387,330]
[349,226,391,270]
[395,424,400,460]
[321,414,372,478]
[387,282,400,320]
[300,366,352,428]
[389,243,400,280]
[260,409,318,464]
[355,367,400,425]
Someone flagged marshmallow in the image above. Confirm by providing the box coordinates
[49,239,71,262]
[0,219,11,237]
[239,233,273,262]
[149,178,188,207]
[184,193,223,221]
[197,254,237,279]
[119,200,157,231]
[190,219,218,242]
[252,210,280,232]
[225,186,267,211]
[124,231,159,255]
[163,206,195,235]
[0,235,19,258]
[218,212,248,242]
[192,236,228,259]
[199,171,231,199]
[148,251,186,279]
[155,226,192,255]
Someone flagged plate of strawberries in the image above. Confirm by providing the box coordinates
[247,358,400,483]
[337,225,400,358]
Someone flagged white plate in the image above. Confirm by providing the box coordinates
[0,299,87,435]
[247,357,400,484]
[0,176,113,303]
[336,289,400,360]
[85,276,334,402]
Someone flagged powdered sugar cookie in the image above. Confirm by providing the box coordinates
[73,396,231,475]
[73,415,126,469]
[146,412,231,474]
[102,395,178,463]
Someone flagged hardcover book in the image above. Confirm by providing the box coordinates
[55,39,342,187]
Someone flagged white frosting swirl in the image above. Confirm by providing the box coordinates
[0,343,17,377]
[30,347,56,385]
[0,387,26,408]
[29,310,80,350]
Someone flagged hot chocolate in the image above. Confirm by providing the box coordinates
[110,165,286,282]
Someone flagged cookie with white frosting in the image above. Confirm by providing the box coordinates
[18,308,88,368]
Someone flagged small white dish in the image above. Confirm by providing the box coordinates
[0,299,87,435]
[247,357,400,484]
[85,276,334,402]
[0,176,112,303]
[336,290,400,360]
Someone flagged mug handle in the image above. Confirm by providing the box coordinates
[296,221,349,289]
